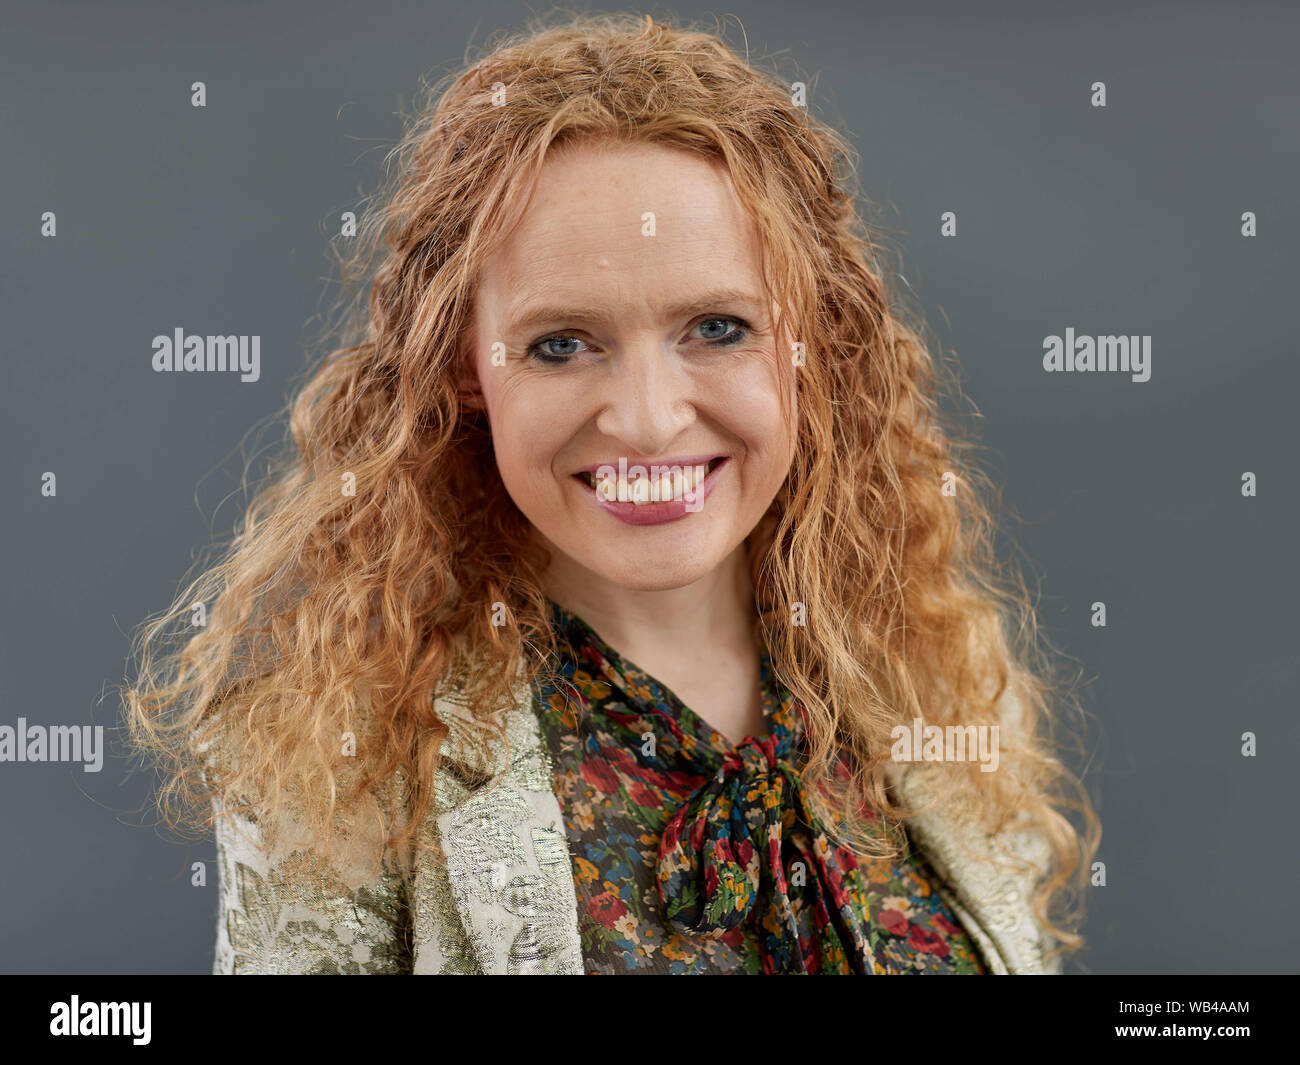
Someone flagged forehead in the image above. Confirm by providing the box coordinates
[477,140,767,315]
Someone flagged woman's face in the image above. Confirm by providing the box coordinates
[468,139,797,593]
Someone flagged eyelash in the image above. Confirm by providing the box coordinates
[526,316,751,365]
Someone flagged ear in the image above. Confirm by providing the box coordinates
[455,333,488,412]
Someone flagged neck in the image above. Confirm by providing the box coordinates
[540,543,759,666]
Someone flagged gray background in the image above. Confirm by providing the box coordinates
[2,0,1296,974]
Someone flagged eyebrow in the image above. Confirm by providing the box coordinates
[504,287,765,334]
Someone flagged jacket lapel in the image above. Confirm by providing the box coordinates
[427,682,584,974]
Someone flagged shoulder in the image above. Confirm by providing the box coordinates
[886,759,1060,974]
[212,798,413,974]
[203,693,415,973]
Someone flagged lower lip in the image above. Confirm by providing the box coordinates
[576,460,728,526]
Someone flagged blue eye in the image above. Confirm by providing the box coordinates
[528,335,591,364]
[693,317,749,345]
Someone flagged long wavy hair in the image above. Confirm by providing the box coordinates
[124,10,1100,959]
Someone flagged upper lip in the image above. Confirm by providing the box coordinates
[573,453,727,476]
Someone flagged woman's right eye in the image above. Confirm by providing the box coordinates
[528,335,590,364]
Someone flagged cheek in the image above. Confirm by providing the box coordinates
[719,361,797,461]
[484,372,579,490]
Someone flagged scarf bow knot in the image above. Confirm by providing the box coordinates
[655,730,804,936]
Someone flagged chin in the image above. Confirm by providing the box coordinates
[598,562,717,592]
[567,537,733,592]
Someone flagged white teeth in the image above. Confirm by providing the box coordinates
[585,463,712,504]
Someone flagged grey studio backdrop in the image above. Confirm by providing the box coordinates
[1,0,1296,975]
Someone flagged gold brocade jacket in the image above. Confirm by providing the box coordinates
[212,680,1062,975]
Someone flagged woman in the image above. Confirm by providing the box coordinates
[125,12,1099,975]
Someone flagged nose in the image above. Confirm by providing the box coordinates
[593,336,695,455]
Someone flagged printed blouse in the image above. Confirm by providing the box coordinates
[532,600,988,975]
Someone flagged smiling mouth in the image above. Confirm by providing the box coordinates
[575,456,727,500]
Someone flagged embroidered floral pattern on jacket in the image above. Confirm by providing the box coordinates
[533,601,988,975]
[213,813,412,975]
